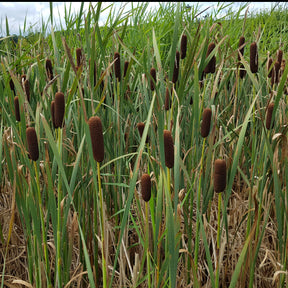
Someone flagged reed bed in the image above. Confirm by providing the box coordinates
[0,2,288,288]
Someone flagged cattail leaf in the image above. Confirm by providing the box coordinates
[152,28,163,74]
[163,170,178,288]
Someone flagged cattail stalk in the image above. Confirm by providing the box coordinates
[150,68,156,91]
[45,59,54,81]
[24,79,30,103]
[214,158,226,251]
[140,173,151,287]
[267,57,273,78]
[194,136,207,266]
[123,60,129,78]
[14,96,20,122]
[172,50,180,84]
[88,116,107,287]
[204,42,216,74]
[76,48,83,69]
[163,130,174,169]
[88,116,105,163]
[180,34,187,60]
[26,127,39,161]
[200,108,212,138]
[114,52,121,81]
[250,42,258,73]
[54,92,65,129]
[266,102,275,130]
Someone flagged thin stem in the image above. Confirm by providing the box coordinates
[34,161,51,288]
[194,137,206,266]
[97,161,107,288]
[56,127,62,287]
[145,201,151,288]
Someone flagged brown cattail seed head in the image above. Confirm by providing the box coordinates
[54,92,65,129]
[214,159,226,193]
[88,116,104,163]
[9,78,15,95]
[14,96,20,122]
[137,122,148,143]
[267,58,273,78]
[24,79,30,102]
[163,130,174,169]
[114,52,121,81]
[164,87,171,111]
[45,59,54,81]
[200,108,212,138]
[51,100,56,129]
[26,127,39,161]
[274,61,280,84]
[204,42,216,74]
[76,48,83,68]
[180,34,187,60]
[141,173,151,202]
[150,67,157,91]
[172,50,180,83]
[266,102,275,130]
[238,36,245,61]
[124,61,129,78]
[250,42,258,73]
[277,49,283,64]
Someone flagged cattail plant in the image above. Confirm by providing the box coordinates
[76,48,83,69]
[250,42,258,73]
[137,122,148,143]
[54,92,65,129]
[204,42,216,74]
[163,130,174,169]
[200,108,212,138]
[238,36,245,61]
[141,173,151,202]
[164,87,171,111]
[172,50,180,84]
[88,116,105,163]
[141,172,152,286]
[277,49,283,64]
[9,78,15,95]
[150,67,156,91]
[26,127,39,161]
[180,34,187,60]
[114,52,121,81]
[51,100,56,129]
[14,96,20,122]
[266,102,275,130]
[46,59,54,81]
[24,79,30,103]
[124,60,129,78]
[274,61,280,84]
[267,58,273,78]
[88,115,106,286]
[214,159,226,193]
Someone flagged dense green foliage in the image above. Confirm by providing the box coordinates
[0,2,287,287]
